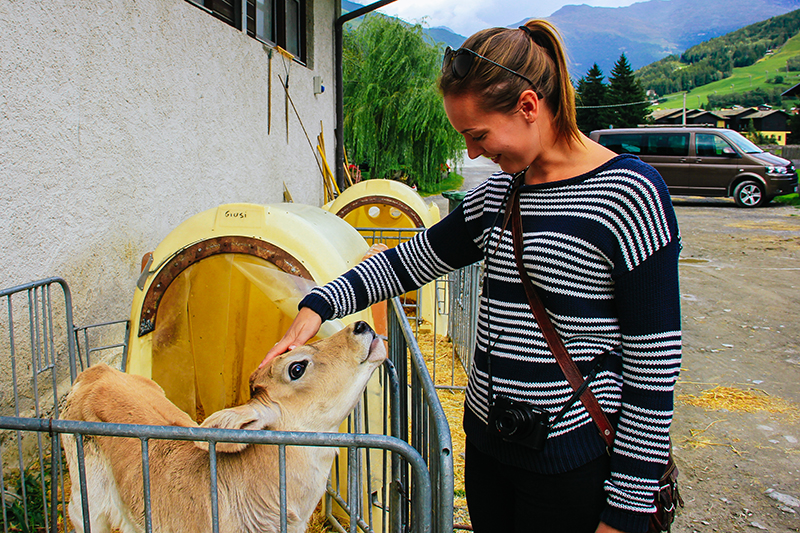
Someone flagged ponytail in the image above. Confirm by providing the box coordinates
[439,19,581,145]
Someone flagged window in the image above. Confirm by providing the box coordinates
[646,133,689,157]
[696,134,734,157]
[598,132,689,157]
[248,0,305,60]
[193,0,238,27]
[719,130,762,154]
[254,0,275,44]
[190,0,306,62]
[598,134,642,155]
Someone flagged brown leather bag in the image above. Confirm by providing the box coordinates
[508,184,683,532]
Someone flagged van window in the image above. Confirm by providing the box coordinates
[719,130,762,154]
[598,134,642,154]
[598,132,689,156]
[696,134,734,157]
[646,133,689,156]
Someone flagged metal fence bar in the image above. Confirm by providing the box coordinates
[74,319,130,371]
[141,438,153,533]
[279,444,287,533]
[0,417,434,533]
[75,434,92,533]
[357,226,480,384]
[387,303,409,531]
[447,262,482,374]
[388,297,454,533]
[0,277,78,382]
[348,446,358,533]
[0,440,7,533]
[210,443,221,533]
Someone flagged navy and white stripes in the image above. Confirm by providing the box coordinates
[301,154,682,532]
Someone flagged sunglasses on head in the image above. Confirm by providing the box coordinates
[442,46,540,97]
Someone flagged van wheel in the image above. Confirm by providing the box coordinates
[733,180,765,207]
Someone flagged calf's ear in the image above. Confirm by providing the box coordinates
[194,403,280,453]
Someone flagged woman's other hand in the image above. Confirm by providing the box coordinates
[363,242,388,260]
[259,307,322,367]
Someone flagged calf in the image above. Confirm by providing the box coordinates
[62,321,386,533]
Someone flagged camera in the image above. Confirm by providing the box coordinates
[487,395,550,451]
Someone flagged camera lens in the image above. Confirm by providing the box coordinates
[496,409,524,436]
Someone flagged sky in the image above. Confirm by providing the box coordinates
[373,0,643,38]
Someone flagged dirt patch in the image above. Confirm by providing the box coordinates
[670,197,800,533]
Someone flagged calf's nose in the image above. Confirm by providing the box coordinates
[353,321,373,335]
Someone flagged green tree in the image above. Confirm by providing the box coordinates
[575,63,613,134]
[787,111,800,144]
[343,15,464,190]
[608,53,649,128]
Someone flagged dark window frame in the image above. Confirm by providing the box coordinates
[189,0,307,64]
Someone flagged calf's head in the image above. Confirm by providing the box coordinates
[197,321,386,452]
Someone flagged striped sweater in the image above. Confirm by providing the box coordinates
[301,154,682,533]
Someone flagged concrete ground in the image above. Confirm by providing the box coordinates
[427,154,499,216]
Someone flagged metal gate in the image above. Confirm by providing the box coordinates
[0,278,455,533]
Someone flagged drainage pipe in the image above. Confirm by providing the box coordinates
[334,0,399,190]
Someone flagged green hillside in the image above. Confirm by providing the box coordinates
[652,31,800,110]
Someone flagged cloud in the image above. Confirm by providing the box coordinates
[377,0,643,37]
[378,0,493,37]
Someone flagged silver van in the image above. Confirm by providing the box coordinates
[589,127,798,207]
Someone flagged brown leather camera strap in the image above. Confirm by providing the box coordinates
[509,185,615,447]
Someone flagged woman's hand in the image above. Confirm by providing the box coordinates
[259,244,386,368]
[363,243,388,260]
[595,522,626,533]
[259,307,322,367]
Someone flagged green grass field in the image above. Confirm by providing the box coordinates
[651,32,800,110]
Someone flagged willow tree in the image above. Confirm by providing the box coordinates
[343,15,464,190]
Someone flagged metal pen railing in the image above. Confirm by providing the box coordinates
[0,415,433,533]
[387,298,454,533]
[0,277,470,532]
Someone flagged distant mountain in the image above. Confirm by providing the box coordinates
[341,0,467,49]
[342,0,800,78]
[425,27,466,49]
[520,0,800,77]
[636,9,800,97]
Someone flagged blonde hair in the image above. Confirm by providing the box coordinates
[439,20,581,145]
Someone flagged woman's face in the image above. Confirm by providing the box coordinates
[443,91,537,174]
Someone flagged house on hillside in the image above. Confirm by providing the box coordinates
[2,0,346,327]
[651,108,724,126]
[781,81,800,98]
[650,107,791,144]
[715,107,759,130]
[716,108,791,144]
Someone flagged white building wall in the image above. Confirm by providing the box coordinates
[0,0,337,326]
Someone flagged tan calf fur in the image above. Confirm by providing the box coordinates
[62,321,386,533]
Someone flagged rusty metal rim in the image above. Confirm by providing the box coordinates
[334,195,425,228]
[138,236,313,337]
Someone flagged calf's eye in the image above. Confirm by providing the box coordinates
[288,361,308,380]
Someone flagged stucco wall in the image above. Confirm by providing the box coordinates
[0,0,337,327]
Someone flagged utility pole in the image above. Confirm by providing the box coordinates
[682,92,687,126]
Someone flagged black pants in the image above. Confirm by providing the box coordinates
[465,440,609,533]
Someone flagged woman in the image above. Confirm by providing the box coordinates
[263,20,681,533]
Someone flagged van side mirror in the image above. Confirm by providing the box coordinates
[722,146,738,157]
